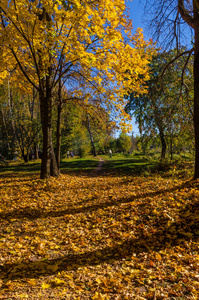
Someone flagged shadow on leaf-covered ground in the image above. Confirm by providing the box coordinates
[0,194,198,281]
[0,180,194,221]
[0,180,198,282]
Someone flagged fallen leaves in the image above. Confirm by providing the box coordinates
[0,171,199,299]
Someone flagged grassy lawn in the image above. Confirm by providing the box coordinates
[0,153,194,177]
[0,154,198,299]
[0,155,100,176]
[100,153,155,175]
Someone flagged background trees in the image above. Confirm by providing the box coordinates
[126,49,194,160]
[0,0,196,173]
[143,0,199,178]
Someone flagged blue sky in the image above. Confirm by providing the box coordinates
[126,0,146,36]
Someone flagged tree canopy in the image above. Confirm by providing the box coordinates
[0,0,153,178]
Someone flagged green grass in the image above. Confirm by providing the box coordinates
[99,153,152,175]
[0,153,194,178]
[0,156,100,175]
[0,159,41,175]
[60,156,99,173]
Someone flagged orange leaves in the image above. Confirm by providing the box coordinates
[41,282,51,289]
[0,168,199,298]
[92,292,108,299]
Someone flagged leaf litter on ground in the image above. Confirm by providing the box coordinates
[0,166,199,299]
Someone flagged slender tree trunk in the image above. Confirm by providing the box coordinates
[8,79,18,146]
[40,89,59,179]
[170,136,173,161]
[34,143,39,159]
[151,99,167,159]
[159,130,166,159]
[86,113,97,156]
[22,148,29,163]
[1,107,11,151]
[55,80,62,170]
[194,1,199,179]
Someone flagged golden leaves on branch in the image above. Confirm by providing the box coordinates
[0,0,154,130]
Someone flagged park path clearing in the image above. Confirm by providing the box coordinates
[96,156,104,172]
[90,156,104,175]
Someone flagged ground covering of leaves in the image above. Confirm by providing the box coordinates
[0,163,199,299]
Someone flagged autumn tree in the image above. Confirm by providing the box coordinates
[143,0,199,178]
[117,133,132,153]
[126,50,193,159]
[0,0,152,178]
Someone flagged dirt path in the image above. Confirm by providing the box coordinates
[95,156,105,173]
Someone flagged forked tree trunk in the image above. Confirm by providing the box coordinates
[40,90,59,179]
[193,1,199,179]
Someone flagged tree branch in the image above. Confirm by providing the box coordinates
[10,48,38,90]
[178,0,194,28]
[160,48,194,78]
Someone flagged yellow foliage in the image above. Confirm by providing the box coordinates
[41,282,51,289]
[0,0,154,128]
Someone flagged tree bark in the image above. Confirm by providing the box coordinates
[193,0,199,179]
[34,143,39,159]
[178,0,194,28]
[40,89,59,179]
[170,136,173,161]
[86,113,97,156]
[22,148,29,163]
[55,80,62,170]
[159,129,167,159]
[152,100,167,160]
[1,107,11,151]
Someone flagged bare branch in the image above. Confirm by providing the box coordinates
[160,48,194,78]
[178,0,194,28]
[180,47,193,87]
[10,48,38,90]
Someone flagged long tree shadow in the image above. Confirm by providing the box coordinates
[0,162,41,174]
[60,159,99,172]
[0,194,198,281]
[98,162,152,177]
[0,157,172,180]
[0,179,195,221]
[0,159,99,179]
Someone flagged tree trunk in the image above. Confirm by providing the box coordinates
[170,136,173,161]
[86,113,97,156]
[1,107,11,151]
[22,148,29,163]
[8,79,19,147]
[40,90,59,179]
[55,80,62,170]
[194,1,199,179]
[159,130,166,159]
[34,143,39,159]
